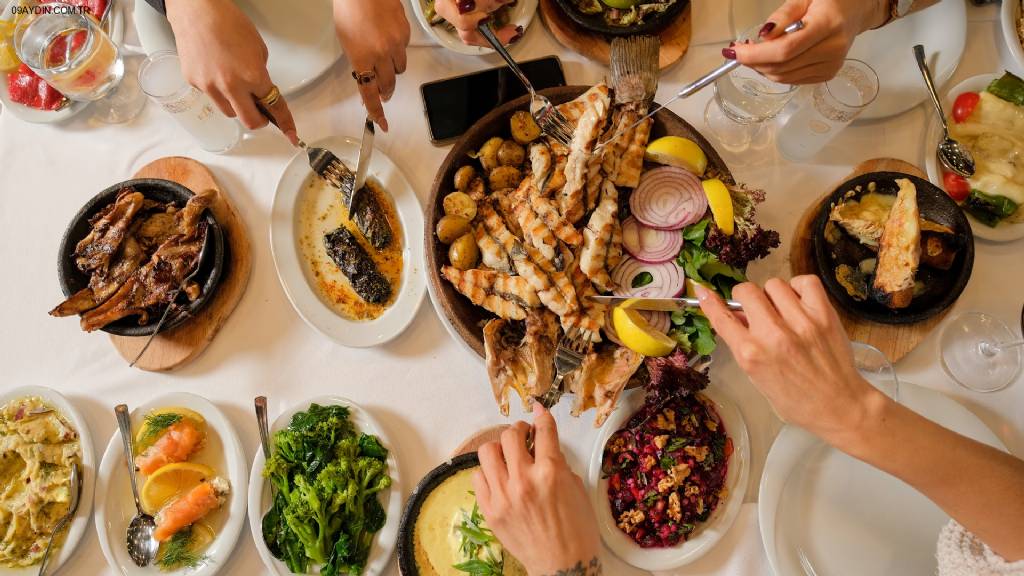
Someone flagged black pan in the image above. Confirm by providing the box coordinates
[812,172,974,325]
[397,452,480,575]
[56,178,226,337]
[552,0,688,37]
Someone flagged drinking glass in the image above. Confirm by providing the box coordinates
[13,2,145,122]
[703,26,799,153]
[940,311,1023,393]
[138,50,241,154]
[851,341,899,401]
[777,59,879,161]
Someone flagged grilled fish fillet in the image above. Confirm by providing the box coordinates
[442,266,529,320]
[613,115,653,188]
[560,84,611,224]
[483,311,559,415]
[562,262,605,341]
[529,142,553,192]
[580,181,619,292]
[528,184,582,246]
[568,345,643,426]
[873,179,921,309]
[474,223,513,274]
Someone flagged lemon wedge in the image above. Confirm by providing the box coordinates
[701,178,734,236]
[612,306,677,357]
[0,23,20,73]
[135,407,206,452]
[600,0,640,8]
[141,462,217,515]
[645,136,708,176]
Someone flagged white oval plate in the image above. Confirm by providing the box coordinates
[247,396,402,575]
[588,387,750,571]
[132,0,340,96]
[923,73,1024,243]
[271,135,426,347]
[0,386,95,576]
[1002,0,1024,76]
[94,393,248,576]
[759,382,1007,576]
[0,1,124,124]
[731,0,965,120]
[409,0,538,56]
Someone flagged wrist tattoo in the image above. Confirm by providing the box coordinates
[541,557,603,576]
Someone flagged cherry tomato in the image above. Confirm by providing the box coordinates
[943,171,971,202]
[952,92,980,124]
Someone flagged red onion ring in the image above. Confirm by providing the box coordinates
[621,216,684,263]
[629,166,708,231]
[610,256,686,298]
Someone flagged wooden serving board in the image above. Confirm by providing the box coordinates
[539,0,692,70]
[109,157,252,371]
[790,158,946,362]
[452,425,509,457]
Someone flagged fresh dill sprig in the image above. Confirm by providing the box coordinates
[140,413,183,443]
[156,527,209,571]
[453,498,503,576]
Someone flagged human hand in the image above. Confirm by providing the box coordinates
[725,0,889,84]
[166,0,297,144]
[696,277,887,447]
[434,0,523,47]
[472,404,602,576]
[333,0,410,132]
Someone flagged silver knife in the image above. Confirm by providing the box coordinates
[588,295,744,312]
[347,117,375,210]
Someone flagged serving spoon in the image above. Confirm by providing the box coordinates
[36,462,81,576]
[114,404,159,567]
[914,44,975,178]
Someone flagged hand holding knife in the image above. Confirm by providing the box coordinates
[587,295,744,312]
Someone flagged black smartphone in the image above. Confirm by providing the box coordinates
[421,56,567,143]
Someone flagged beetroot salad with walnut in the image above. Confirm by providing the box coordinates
[601,352,732,548]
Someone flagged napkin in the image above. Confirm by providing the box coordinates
[653,503,771,576]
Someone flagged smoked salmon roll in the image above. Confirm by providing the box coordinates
[153,477,229,542]
[134,420,205,475]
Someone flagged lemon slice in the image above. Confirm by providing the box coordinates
[701,178,734,236]
[141,462,217,515]
[645,136,708,176]
[0,25,20,73]
[612,306,677,357]
[188,522,215,551]
[135,407,206,450]
[600,0,640,8]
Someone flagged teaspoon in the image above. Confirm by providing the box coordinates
[114,404,159,567]
[914,44,975,178]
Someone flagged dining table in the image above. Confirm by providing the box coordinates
[1,0,1021,574]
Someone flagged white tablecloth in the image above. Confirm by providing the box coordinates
[0,1,1021,575]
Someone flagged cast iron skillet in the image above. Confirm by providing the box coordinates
[397,452,480,575]
[57,178,226,337]
[812,172,974,325]
[552,0,688,37]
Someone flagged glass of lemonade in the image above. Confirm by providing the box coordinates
[13,2,145,122]
[138,50,241,154]
[777,59,879,161]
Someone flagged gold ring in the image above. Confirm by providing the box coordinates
[352,70,377,85]
[258,85,281,107]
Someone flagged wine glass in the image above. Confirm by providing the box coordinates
[13,2,145,123]
[851,341,899,401]
[940,311,1023,393]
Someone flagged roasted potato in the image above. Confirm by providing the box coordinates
[443,191,477,220]
[475,137,504,172]
[497,140,526,167]
[453,165,476,191]
[510,110,541,144]
[488,166,523,191]
[448,233,480,270]
[436,215,472,244]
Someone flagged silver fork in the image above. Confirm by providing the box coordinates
[477,22,575,146]
[254,101,356,192]
[537,326,591,409]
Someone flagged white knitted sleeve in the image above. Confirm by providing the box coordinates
[936,520,1024,576]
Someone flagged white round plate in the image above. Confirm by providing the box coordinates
[247,396,402,576]
[1002,0,1024,75]
[731,0,965,120]
[132,0,340,96]
[588,387,750,571]
[94,393,248,576]
[0,386,95,576]
[923,73,1024,242]
[271,135,426,347]
[410,0,538,56]
[0,1,124,124]
[759,382,1006,576]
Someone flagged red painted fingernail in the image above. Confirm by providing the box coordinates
[759,21,776,37]
[722,47,736,60]
[457,0,475,13]
[509,25,524,44]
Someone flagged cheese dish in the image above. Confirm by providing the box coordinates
[0,397,80,567]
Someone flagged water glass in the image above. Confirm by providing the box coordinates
[777,59,879,161]
[851,341,899,401]
[138,50,241,154]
